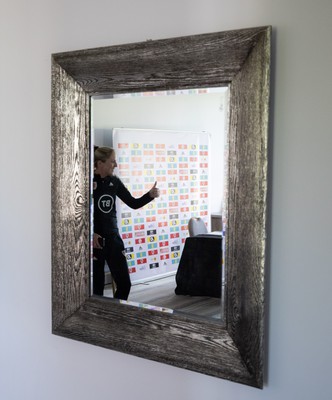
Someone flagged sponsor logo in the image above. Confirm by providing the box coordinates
[98,194,114,213]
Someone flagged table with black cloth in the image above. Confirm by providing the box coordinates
[175,234,222,298]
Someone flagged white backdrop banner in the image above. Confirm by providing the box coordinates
[113,128,210,283]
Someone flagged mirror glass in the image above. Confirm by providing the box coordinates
[91,86,229,322]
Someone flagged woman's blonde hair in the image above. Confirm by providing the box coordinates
[94,146,115,168]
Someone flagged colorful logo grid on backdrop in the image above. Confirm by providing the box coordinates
[113,128,210,283]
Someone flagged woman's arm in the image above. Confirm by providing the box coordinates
[117,179,160,209]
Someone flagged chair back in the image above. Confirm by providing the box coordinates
[188,217,208,237]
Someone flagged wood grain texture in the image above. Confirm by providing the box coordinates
[51,26,271,388]
[56,297,253,385]
[53,27,267,95]
[227,30,270,387]
[51,62,90,328]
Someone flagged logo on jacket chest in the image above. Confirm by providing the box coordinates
[98,194,114,213]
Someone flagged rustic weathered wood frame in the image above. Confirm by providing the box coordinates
[51,26,271,388]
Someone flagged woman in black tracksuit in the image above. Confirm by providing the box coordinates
[93,146,160,299]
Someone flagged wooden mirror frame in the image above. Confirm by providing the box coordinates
[51,26,271,388]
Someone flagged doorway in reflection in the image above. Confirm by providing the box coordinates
[91,87,228,321]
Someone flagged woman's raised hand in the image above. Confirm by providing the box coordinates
[149,181,160,199]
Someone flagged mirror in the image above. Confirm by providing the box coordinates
[91,87,228,321]
[51,26,271,388]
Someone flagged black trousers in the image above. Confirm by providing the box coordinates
[93,233,131,300]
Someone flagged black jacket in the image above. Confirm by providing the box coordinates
[93,174,152,237]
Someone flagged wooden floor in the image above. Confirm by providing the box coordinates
[104,274,224,321]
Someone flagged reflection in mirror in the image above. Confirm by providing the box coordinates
[91,87,229,322]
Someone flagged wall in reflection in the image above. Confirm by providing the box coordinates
[92,88,228,214]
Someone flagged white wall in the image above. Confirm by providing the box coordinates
[1,1,332,399]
